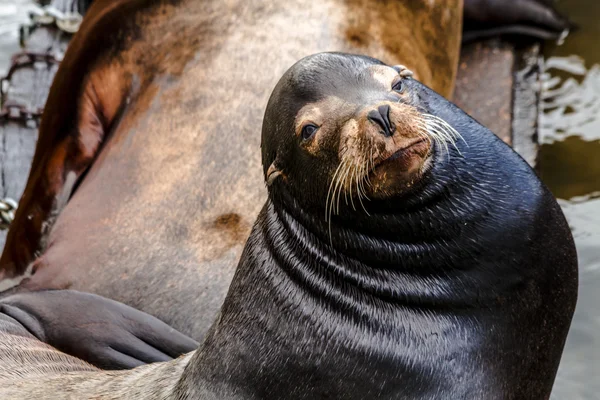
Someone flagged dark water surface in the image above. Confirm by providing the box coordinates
[0,1,598,398]
[541,1,600,399]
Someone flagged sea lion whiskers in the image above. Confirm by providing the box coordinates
[423,117,461,146]
[325,152,373,245]
[419,114,466,158]
[351,135,372,213]
[325,135,370,218]
[326,158,346,244]
[366,138,374,188]
[420,120,450,160]
[359,137,375,198]
[347,164,357,212]
[339,136,373,208]
[326,156,357,245]
[330,154,352,218]
[326,157,346,221]
[407,103,460,158]
[336,159,353,215]
[339,166,351,212]
[430,114,467,147]
[355,163,371,217]
[415,120,447,159]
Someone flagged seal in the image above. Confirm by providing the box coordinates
[0,0,572,341]
[0,52,578,399]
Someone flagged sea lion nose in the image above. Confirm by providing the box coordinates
[367,105,396,137]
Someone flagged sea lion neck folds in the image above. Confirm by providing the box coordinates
[174,52,578,399]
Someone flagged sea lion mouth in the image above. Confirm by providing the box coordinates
[325,112,461,220]
[364,135,432,198]
[372,137,431,171]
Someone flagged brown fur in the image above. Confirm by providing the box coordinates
[0,303,193,399]
[0,331,192,399]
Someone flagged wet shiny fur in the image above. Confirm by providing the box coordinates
[0,53,577,399]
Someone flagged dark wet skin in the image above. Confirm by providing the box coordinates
[175,53,578,399]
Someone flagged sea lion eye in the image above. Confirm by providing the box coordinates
[392,80,405,93]
[301,124,319,140]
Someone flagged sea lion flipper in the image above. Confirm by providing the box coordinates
[0,290,199,369]
[463,0,573,42]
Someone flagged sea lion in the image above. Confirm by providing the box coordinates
[0,0,571,341]
[0,52,577,399]
[0,289,197,369]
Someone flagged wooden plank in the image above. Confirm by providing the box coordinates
[454,39,516,146]
[512,44,542,168]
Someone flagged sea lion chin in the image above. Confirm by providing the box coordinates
[367,137,433,198]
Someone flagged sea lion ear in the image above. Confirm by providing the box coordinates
[266,162,283,186]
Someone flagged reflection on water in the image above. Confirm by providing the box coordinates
[542,1,600,399]
[551,196,600,400]
[561,196,600,274]
[539,137,600,200]
[541,57,600,144]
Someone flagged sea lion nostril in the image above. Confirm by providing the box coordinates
[367,105,395,137]
[378,105,395,133]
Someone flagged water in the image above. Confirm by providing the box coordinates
[0,0,598,398]
[540,1,600,398]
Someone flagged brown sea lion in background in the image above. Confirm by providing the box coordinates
[0,0,571,341]
[0,52,577,399]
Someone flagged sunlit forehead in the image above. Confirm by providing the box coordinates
[368,65,399,88]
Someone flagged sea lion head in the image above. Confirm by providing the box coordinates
[262,52,463,216]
